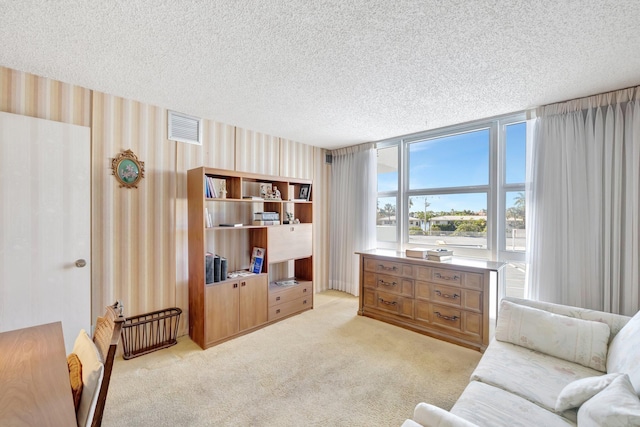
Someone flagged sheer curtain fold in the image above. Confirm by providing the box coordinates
[528,86,640,315]
[328,143,377,296]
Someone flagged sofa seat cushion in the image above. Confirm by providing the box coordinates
[606,309,640,394]
[470,339,601,418]
[450,381,575,427]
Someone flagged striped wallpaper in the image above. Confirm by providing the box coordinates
[0,66,331,337]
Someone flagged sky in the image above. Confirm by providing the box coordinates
[377,122,526,213]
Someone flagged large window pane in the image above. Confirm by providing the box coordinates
[377,145,398,192]
[505,123,526,184]
[505,191,526,251]
[408,129,489,190]
[408,193,487,248]
[376,196,397,242]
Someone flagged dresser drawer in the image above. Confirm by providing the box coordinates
[374,291,414,318]
[432,284,462,307]
[431,268,463,286]
[269,281,312,307]
[267,224,312,263]
[363,257,413,277]
[431,304,462,331]
[375,274,414,297]
[268,295,311,320]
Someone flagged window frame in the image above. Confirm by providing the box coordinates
[375,112,527,262]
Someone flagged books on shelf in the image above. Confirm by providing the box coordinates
[204,176,218,198]
[427,248,453,256]
[219,223,243,227]
[406,247,429,258]
[427,255,453,262]
[205,252,214,284]
[250,247,265,274]
[253,212,279,221]
[427,248,454,262]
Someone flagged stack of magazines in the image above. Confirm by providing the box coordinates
[427,248,453,261]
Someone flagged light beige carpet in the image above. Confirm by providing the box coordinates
[103,290,481,426]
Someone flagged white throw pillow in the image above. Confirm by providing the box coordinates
[495,299,610,371]
[577,374,640,427]
[555,373,623,412]
[606,309,640,394]
[73,329,105,427]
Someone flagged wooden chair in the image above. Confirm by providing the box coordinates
[90,301,125,427]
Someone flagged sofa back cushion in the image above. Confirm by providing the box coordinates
[495,300,610,372]
[607,309,640,395]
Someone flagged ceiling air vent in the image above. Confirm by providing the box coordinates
[168,110,202,145]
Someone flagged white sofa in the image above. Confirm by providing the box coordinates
[402,297,640,426]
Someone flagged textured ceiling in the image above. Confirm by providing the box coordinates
[2,1,640,149]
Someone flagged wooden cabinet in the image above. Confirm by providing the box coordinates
[358,250,505,352]
[188,167,313,349]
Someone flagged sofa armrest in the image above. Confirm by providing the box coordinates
[401,419,424,427]
[411,403,479,427]
[503,297,630,340]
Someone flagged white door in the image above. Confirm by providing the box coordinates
[0,111,91,353]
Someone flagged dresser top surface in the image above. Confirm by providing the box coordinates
[357,249,507,272]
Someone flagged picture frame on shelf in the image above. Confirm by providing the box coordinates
[259,183,272,199]
[299,184,311,201]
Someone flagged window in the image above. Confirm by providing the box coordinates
[375,114,529,297]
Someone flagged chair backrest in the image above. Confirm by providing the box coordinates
[90,301,124,427]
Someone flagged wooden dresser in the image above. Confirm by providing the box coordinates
[357,250,505,352]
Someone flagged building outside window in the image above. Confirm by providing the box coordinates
[375,115,528,297]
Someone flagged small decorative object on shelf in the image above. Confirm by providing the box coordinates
[219,180,227,199]
[111,149,145,189]
[219,223,243,227]
[283,211,294,224]
[272,185,281,200]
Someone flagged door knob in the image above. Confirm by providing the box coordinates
[75,259,87,268]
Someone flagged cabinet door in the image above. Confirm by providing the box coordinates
[267,224,312,263]
[239,275,268,331]
[205,281,240,344]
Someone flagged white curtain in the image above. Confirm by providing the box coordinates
[527,86,640,315]
[329,143,377,296]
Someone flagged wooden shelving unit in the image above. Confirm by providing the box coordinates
[187,167,313,349]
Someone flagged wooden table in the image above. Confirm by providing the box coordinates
[0,322,76,426]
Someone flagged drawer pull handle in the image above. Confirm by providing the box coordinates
[434,273,460,281]
[276,296,281,301]
[435,311,459,321]
[303,299,307,304]
[435,290,459,299]
[378,298,397,306]
[276,309,281,314]
[379,279,397,287]
[379,264,398,271]
[303,288,307,293]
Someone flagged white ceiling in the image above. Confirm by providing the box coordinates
[2,1,640,149]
